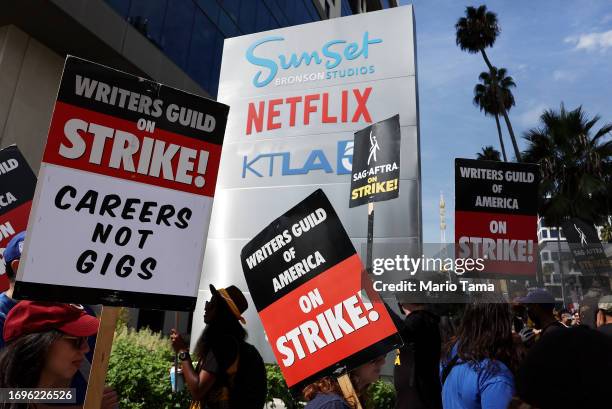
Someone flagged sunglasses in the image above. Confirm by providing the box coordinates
[62,335,88,349]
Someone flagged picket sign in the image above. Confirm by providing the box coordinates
[337,374,363,409]
[84,306,120,409]
[366,202,375,275]
[13,56,227,409]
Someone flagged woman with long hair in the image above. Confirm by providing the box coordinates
[302,356,386,409]
[0,301,117,409]
[170,285,267,409]
[440,302,517,409]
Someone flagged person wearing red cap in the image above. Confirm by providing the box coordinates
[170,284,267,409]
[0,302,118,409]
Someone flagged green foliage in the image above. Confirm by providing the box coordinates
[265,364,396,409]
[106,324,191,409]
[368,379,395,409]
[266,364,303,409]
[106,327,396,409]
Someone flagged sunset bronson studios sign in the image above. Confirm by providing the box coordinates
[196,6,421,361]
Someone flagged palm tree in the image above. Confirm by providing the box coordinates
[474,69,505,161]
[473,68,521,161]
[476,146,502,161]
[455,5,499,71]
[456,6,522,161]
[523,104,612,225]
[523,104,612,304]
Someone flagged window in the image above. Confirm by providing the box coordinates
[541,229,549,239]
[221,0,240,22]
[187,12,218,92]
[161,0,196,68]
[550,229,559,238]
[255,3,272,32]
[197,0,221,25]
[126,0,168,48]
[218,8,241,37]
[239,0,257,34]
[209,34,225,97]
[341,0,353,16]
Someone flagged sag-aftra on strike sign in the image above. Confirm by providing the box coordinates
[241,190,400,390]
[15,57,228,310]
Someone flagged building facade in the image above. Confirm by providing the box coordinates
[0,0,396,336]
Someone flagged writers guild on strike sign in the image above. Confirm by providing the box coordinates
[349,115,400,208]
[14,57,227,310]
[455,159,539,278]
[241,189,400,389]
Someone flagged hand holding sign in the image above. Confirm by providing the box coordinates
[241,189,400,391]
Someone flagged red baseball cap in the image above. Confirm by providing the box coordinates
[3,301,99,343]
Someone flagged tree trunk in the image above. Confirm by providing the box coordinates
[480,48,494,71]
[494,114,508,162]
[556,230,567,308]
[501,108,522,161]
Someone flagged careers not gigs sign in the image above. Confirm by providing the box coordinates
[349,115,400,208]
[455,159,539,278]
[14,57,228,310]
[241,189,400,390]
[0,146,36,291]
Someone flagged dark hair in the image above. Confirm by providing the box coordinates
[4,260,16,282]
[194,294,247,361]
[0,331,63,409]
[536,303,555,313]
[444,303,517,373]
[517,326,612,409]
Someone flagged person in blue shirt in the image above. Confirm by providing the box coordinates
[303,355,386,409]
[440,303,518,409]
[0,232,25,349]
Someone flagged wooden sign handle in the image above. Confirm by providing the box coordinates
[337,373,363,409]
[84,306,120,409]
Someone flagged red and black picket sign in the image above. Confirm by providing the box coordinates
[241,189,401,391]
[13,57,228,311]
[455,158,540,279]
[44,57,226,197]
[0,146,36,291]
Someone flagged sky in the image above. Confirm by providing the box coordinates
[397,0,612,242]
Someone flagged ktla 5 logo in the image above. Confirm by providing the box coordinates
[242,140,353,178]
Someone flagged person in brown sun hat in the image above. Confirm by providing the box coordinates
[171,284,267,409]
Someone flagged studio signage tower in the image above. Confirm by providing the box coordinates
[196,6,421,360]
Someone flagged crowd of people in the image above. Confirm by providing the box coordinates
[1,232,611,409]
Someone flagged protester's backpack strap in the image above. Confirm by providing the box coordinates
[441,355,460,385]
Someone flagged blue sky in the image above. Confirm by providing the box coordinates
[398,0,612,242]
